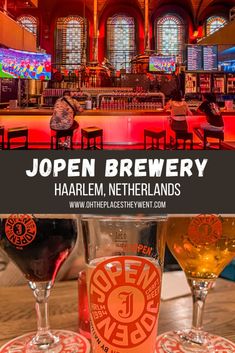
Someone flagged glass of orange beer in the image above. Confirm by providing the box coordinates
[81,215,167,353]
[157,214,235,353]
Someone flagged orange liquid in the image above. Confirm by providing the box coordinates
[167,215,235,280]
[87,256,161,353]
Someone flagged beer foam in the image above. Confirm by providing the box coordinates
[34,214,78,219]
[81,214,167,221]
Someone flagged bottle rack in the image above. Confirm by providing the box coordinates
[227,75,235,94]
[213,74,225,94]
[185,72,235,96]
[185,73,197,94]
[198,74,211,93]
[42,89,91,107]
[97,93,165,111]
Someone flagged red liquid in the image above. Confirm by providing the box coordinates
[0,216,77,282]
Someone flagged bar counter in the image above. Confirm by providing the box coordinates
[0,109,235,146]
[0,278,235,347]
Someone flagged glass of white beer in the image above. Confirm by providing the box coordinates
[157,214,235,353]
[81,214,167,353]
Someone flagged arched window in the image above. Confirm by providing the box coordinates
[155,14,185,63]
[17,15,38,36]
[55,16,87,70]
[206,16,227,36]
[107,14,136,71]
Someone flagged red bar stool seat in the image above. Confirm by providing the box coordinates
[81,126,103,150]
[144,129,166,150]
[203,130,224,149]
[51,129,74,150]
[171,131,194,150]
[7,126,28,150]
[0,126,4,150]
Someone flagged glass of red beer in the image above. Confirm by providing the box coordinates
[0,214,83,353]
[81,214,167,353]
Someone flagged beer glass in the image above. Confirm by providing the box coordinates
[157,214,235,353]
[81,214,167,353]
[0,214,83,353]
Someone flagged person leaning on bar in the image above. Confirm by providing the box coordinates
[193,93,224,148]
[50,89,84,148]
[165,90,193,132]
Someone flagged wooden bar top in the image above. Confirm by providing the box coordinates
[0,278,235,347]
[0,109,168,116]
[0,109,234,117]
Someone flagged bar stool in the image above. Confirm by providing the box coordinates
[7,127,28,150]
[81,126,103,150]
[203,130,224,149]
[51,129,74,150]
[171,131,194,150]
[0,126,4,150]
[144,129,166,150]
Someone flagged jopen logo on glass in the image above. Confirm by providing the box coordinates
[5,214,37,248]
[89,256,161,350]
[188,214,222,246]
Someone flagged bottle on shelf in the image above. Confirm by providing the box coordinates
[110,97,114,110]
[101,97,105,110]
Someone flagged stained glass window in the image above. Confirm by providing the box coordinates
[55,16,87,70]
[107,15,136,72]
[155,14,185,63]
[206,16,227,36]
[17,15,38,35]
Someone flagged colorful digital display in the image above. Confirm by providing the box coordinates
[149,56,176,73]
[187,45,218,71]
[187,46,203,71]
[220,61,235,73]
[203,45,218,71]
[0,48,51,80]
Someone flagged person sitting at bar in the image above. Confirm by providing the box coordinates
[50,90,83,148]
[165,90,192,133]
[193,93,224,147]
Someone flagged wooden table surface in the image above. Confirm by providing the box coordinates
[0,278,235,347]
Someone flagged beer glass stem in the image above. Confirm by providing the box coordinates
[189,279,214,342]
[28,281,59,350]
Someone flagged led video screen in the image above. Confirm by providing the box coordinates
[149,56,176,73]
[0,48,51,80]
[220,61,235,73]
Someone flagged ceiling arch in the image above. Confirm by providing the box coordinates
[9,0,235,23]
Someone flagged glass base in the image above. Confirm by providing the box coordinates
[0,330,90,353]
[156,330,235,353]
